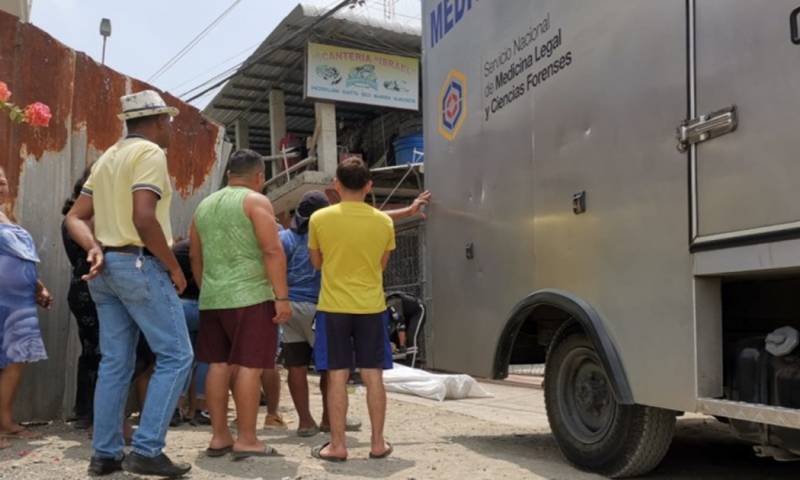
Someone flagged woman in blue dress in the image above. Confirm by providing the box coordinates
[0,166,52,447]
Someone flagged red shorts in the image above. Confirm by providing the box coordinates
[196,301,277,369]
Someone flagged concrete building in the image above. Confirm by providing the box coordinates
[0,0,31,22]
[203,3,423,219]
[203,4,429,350]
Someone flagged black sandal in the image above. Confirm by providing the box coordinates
[311,442,347,462]
[205,445,233,458]
[231,445,281,461]
[369,442,393,459]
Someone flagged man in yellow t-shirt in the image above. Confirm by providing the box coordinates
[308,157,395,462]
[65,90,192,478]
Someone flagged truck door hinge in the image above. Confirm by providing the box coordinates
[676,105,738,153]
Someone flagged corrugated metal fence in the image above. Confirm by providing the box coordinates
[0,10,230,420]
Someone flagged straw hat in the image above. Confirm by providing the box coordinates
[117,90,179,120]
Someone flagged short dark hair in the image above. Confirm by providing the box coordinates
[336,157,370,191]
[227,149,265,177]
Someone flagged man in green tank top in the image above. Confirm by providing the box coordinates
[189,149,290,459]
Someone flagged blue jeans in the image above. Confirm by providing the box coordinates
[181,298,199,394]
[89,253,193,459]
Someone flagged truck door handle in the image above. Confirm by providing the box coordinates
[791,6,800,45]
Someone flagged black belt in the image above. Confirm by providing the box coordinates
[103,246,154,256]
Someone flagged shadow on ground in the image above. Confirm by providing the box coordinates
[447,418,800,480]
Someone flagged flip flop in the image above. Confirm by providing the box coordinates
[297,425,320,438]
[231,445,281,461]
[263,413,288,430]
[311,442,347,463]
[205,445,233,458]
[369,442,393,459]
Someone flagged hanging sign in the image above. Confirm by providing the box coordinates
[305,42,419,111]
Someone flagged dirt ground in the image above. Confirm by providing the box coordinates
[1,374,800,479]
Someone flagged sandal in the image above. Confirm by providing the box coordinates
[369,442,393,459]
[297,425,320,438]
[231,445,281,460]
[205,445,233,458]
[311,442,347,463]
[263,413,288,429]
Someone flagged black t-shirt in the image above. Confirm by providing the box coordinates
[62,220,89,280]
[173,239,199,300]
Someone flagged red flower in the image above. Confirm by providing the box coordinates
[0,81,10,102]
[23,102,51,127]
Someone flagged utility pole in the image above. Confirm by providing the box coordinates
[383,0,396,20]
[99,18,112,65]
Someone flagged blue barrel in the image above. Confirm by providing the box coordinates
[393,133,424,165]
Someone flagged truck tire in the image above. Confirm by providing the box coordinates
[544,332,675,478]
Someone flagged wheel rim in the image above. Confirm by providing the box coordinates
[557,346,616,444]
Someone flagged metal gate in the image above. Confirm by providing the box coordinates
[383,220,427,364]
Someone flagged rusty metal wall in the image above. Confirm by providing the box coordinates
[0,10,231,421]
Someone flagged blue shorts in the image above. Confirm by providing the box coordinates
[313,311,393,371]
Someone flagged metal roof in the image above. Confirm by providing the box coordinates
[202,3,421,155]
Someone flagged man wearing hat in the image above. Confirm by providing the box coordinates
[65,90,193,477]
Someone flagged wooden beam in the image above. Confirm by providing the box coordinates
[216,95,374,117]
[228,125,313,135]
[221,93,261,102]
[255,59,298,69]
[216,104,369,121]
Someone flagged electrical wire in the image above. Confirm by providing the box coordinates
[364,0,421,21]
[148,0,243,83]
[167,41,260,92]
[181,0,360,104]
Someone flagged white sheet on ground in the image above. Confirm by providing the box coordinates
[382,364,494,401]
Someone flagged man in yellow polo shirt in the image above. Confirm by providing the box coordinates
[308,157,395,462]
[65,90,193,478]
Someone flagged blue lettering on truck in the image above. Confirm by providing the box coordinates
[430,0,477,48]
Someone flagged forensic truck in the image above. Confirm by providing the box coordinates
[423,0,800,477]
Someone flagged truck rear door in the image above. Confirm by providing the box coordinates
[690,1,800,248]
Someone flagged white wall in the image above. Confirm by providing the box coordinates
[0,0,30,21]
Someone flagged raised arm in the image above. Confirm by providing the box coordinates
[245,192,291,324]
[384,190,431,222]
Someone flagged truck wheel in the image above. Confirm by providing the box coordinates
[544,332,675,478]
